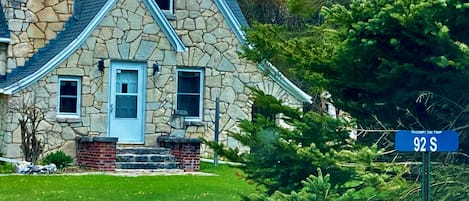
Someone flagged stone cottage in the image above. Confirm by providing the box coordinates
[0,0,311,160]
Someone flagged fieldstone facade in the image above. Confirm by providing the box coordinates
[2,0,73,69]
[0,0,306,159]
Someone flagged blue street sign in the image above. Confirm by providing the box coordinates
[395,130,459,152]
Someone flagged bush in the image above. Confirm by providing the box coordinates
[42,151,73,169]
[0,163,14,174]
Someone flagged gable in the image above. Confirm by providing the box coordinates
[0,0,185,95]
[144,0,186,52]
[0,0,114,94]
[214,0,312,103]
[0,0,311,104]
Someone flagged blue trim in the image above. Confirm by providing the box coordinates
[214,0,312,103]
[144,0,186,52]
[1,0,117,94]
[214,0,246,43]
[0,38,10,43]
[258,61,312,103]
[56,76,82,117]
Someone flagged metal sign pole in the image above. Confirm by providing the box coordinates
[214,97,220,167]
[422,152,431,201]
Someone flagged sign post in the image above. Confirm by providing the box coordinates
[422,152,430,201]
[395,130,459,201]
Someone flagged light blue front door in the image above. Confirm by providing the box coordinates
[109,61,145,143]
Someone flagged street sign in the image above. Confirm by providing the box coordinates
[395,130,458,152]
[395,130,459,201]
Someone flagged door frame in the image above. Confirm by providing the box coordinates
[107,60,146,144]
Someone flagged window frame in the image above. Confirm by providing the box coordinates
[176,68,204,122]
[56,76,81,117]
[156,0,174,15]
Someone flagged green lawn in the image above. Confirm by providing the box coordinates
[0,163,256,201]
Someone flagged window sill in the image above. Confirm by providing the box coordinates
[163,12,176,20]
[56,115,81,123]
[184,121,205,126]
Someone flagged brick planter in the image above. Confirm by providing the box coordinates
[157,136,202,172]
[77,137,118,171]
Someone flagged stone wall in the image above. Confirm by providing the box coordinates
[1,0,305,158]
[2,0,73,70]
[0,88,78,159]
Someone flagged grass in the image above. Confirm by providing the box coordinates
[0,162,256,201]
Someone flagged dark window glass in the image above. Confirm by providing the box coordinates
[155,0,170,10]
[122,83,128,93]
[177,71,201,118]
[177,94,200,117]
[59,80,79,114]
[116,95,138,118]
[252,100,276,122]
[59,97,77,113]
[60,81,77,96]
[177,72,200,93]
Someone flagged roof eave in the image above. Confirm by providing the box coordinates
[214,0,246,43]
[144,0,186,52]
[0,0,117,95]
[259,62,312,103]
[214,0,312,103]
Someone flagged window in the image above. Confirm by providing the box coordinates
[251,100,276,122]
[115,70,138,118]
[155,0,174,14]
[57,77,81,116]
[176,68,204,121]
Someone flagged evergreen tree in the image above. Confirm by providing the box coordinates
[205,89,408,200]
[240,0,469,199]
[242,0,469,158]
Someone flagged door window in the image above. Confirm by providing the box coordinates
[115,70,138,118]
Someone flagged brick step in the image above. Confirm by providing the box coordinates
[116,162,178,169]
[117,147,170,155]
[117,154,175,163]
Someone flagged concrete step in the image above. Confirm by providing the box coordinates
[117,147,171,155]
[116,162,178,169]
[117,154,175,163]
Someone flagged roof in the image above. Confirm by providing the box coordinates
[0,2,10,43]
[225,0,248,27]
[0,0,311,103]
[0,0,113,94]
[0,0,185,94]
[144,0,186,52]
[214,0,312,103]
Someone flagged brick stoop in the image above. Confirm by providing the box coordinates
[116,147,179,170]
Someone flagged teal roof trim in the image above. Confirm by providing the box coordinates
[214,0,246,43]
[144,0,186,52]
[214,0,312,103]
[1,0,117,94]
[258,61,312,104]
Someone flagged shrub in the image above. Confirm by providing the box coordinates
[42,151,73,169]
[0,163,14,174]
